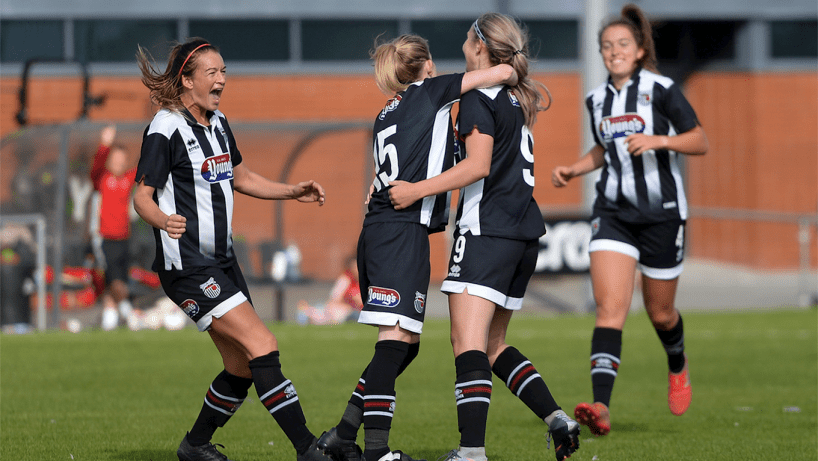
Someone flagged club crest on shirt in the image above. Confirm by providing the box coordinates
[180,299,199,318]
[638,92,652,106]
[507,89,520,107]
[379,95,402,120]
[599,113,646,142]
[367,286,400,308]
[201,153,233,183]
[591,217,601,236]
[199,277,221,298]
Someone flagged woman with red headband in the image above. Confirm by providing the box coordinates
[134,38,330,461]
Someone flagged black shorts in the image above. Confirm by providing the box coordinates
[589,213,686,280]
[102,239,130,283]
[440,228,538,310]
[158,262,252,331]
[356,222,430,334]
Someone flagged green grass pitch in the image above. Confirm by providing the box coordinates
[1,308,815,460]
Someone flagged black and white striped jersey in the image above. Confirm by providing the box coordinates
[454,85,546,241]
[587,67,700,223]
[136,108,243,271]
[364,73,463,233]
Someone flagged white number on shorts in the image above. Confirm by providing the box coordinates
[520,125,535,187]
[452,235,467,263]
[373,125,399,191]
[675,224,684,248]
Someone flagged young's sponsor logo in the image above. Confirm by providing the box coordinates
[180,299,199,318]
[599,113,646,141]
[201,153,233,183]
[367,286,400,308]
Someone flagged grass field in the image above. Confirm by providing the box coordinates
[1,308,816,461]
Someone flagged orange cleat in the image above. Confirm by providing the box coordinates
[668,356,692,416]
[574,402,610,436]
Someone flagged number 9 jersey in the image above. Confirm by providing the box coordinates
[364,73,464,233]
[454,85,546,241]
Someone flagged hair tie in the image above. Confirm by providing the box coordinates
[472,19,487,43]
[178,43,210,77]
[513,49,523,56]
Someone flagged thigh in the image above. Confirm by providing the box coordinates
[448,291,496,357]
[357,222,430,335]
[590,250,638,329]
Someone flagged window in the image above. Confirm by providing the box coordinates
[771,20,818,58]
[524,20,579,60]
[301,20,399,61]
[654,21,737,61]
[189,20,290,61]
[1,20,63,63]
[411,20,474,60]
[73,20,177,62]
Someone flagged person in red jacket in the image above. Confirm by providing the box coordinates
[90,125,137,330]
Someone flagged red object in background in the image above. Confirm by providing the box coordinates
[32,265,160,311]
[130,267,160,289]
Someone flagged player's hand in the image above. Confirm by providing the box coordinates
[100,125,116,147]
[388,180,421,210]
[292,180,326,206]
[164,214,186,239]
[364,183,375,205]
[551,166,574,187]
[624,133,665,156]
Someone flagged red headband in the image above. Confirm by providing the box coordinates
[178,43,210,77]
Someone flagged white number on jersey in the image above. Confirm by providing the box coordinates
[373,125,399,191]
[520,125,535,187]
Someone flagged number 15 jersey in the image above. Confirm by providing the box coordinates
[364,73,463,233]
[454,85,546,241]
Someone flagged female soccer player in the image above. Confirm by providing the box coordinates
[388,14,580,461]
[551,4,709,436]
[316,34,518,461]
[133,38,331,461]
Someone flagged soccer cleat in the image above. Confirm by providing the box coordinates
[574,402,610,436]
[298,436,335,461]
[317,427,362,461]
[546,411,580,461]
[177,433,232,461]
[436,448,486,461]
[668,356,692,416]
[372,451,427,461]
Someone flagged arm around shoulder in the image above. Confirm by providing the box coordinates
[460,64,517,94]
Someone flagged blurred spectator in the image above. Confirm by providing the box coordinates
[89,125,137,330]
[297,254,362,325]
[0,224,36,333]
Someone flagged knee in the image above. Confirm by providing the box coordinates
[649,306,678,330]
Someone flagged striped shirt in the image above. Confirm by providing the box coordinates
[454,85,546,240]
[587,67,699,223]
[364,73,463,233]
[136,108,242,271]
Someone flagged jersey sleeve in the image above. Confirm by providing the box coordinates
[135,127,172,189]
[586,95,603,147]
[658,83,699,134]
[458,89,496,139]
[218,113,243,167]
[424,73,464,109]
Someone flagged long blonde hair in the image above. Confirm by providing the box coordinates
[472,13,551,127]
[136,38,217,111]
[370,34,432,95]
[599,4,659,73]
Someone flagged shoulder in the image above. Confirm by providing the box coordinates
[639,69,675,90]
[586,81,608,100]
[476,84,504,100]
[147,109,184,138]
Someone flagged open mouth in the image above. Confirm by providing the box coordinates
[211,88,223,98]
